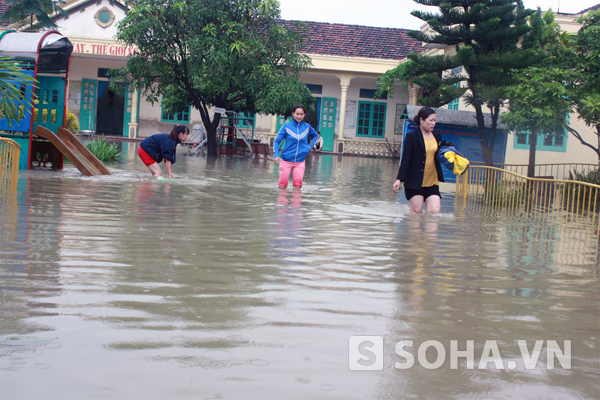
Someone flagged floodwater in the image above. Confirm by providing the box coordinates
[1,141,598,400]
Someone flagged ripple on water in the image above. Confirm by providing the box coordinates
[2,153,597,400]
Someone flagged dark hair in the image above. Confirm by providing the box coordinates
[292,105,306,114]
[413,107,436,126]
[169,124,189,140]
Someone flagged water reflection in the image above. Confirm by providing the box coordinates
[0,145,597,399]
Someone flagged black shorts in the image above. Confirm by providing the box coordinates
[405,185,441,201]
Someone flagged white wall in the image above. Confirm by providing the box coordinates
[56,0,126,39]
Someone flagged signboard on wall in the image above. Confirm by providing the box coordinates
[402,120,507,183]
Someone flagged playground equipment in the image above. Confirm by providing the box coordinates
[33,126,111,176]
[183,124,207,156]
[0,30,80,171]
[217,112,268,158]
[183,112,271,159]
[0,138,21,194]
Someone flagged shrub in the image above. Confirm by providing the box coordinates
[481,179,526,207]
[563,169,600,213]
[65,110,80,133]
[86,135,121,162]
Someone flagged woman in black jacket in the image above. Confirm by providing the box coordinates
[393,107,445,214]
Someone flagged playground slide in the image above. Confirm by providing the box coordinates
[34,126,111,176]
[56,127,111,175]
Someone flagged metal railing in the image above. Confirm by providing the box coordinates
[338,138,401,158]
[456,166,600,263]
[0,137,20,195]
[253,134,401,157]
[470,162,597,180]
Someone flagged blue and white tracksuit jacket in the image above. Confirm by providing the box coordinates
[273,120,319,162]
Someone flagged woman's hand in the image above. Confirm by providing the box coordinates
[393,179,403,194]
[274,157,281,166]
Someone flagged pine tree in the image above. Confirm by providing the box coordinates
[381,0,541,165]
[1,0,67,31]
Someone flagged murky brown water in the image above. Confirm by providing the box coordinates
[1,141,598,399]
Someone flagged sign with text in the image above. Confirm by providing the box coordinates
[72,42,136,57]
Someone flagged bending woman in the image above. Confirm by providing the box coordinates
[138,124,189,178]
[393,107,445,214]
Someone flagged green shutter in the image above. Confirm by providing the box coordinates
[319,97,336,152]
[33,76,65,133]
[79,79,97,132]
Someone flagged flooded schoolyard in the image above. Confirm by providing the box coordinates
[1,141,598,399]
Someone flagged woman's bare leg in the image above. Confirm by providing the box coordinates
[408,195,424,214]
[147,162,162,177]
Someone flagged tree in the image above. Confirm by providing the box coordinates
[501,68,571,177]
[377,0,540,165]
[0,56,36,127]
[502,8,571,178]
[113,0,314,157]
[1,0,67,31]
[562,10,600,162]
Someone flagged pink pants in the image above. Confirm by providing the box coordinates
[278,160,306,188]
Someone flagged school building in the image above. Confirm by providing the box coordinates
[0,0,598,167]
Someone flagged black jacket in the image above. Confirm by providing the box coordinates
[396,129,445,190]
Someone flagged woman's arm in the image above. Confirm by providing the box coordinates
[307,126,319,148]
[273,127,287,165]
[165,160,173,178]
[397,134,414,181]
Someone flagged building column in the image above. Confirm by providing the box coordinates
[271,115,277,134]
[409,84,421,106]
[128,89,139,139]
[336,74,354,140]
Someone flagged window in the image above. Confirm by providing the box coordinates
[306,84,322,94]
[357,101,386,137]
[447,93,459,110]
[359,88,387,100]
[447,66,462,110]
[161,99,190,123]
[97,68,114,78]
[514,130,567,152]
[237,111,255,128]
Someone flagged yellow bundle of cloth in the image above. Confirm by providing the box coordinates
[437,144,470,176]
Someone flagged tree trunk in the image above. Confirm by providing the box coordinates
[205,113,221,158]
[473,103,493,166]
[528,126,538,178]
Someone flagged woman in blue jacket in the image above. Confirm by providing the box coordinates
[393,107,445,214]
[273,105,319,188]
[138,124,189,178]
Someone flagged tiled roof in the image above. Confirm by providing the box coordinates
[579,3,600,13]
[279,20,424,61]
[0,0,10,26]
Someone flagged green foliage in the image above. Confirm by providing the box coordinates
[381,0,540,165]
[563,169,600,213]
[0,56,36,128]
[561,10,600,160]
[112,0,313,157]
[502,67,571,134]
[86,136,121,162]
[481,180,526,207]
[502,9,572,177]
[1,0,68,30]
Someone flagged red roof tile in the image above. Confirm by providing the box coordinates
[279,20,424,61]
[0,0,9,16]
[579,3,600,13]
[0,0,10,27]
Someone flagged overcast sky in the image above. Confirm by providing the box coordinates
[278,0,598,30]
